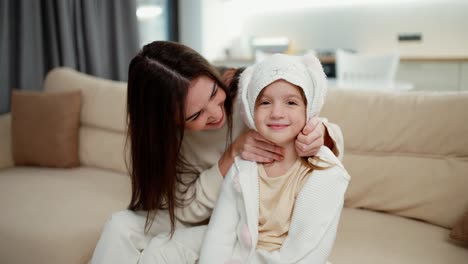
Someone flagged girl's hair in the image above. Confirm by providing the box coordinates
[301,156,334,172]
[126,41,236,235]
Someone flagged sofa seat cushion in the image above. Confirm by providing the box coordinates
[0,167,131,264]
[330,208,468,264]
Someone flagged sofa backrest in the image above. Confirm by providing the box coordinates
[322,89,468,229]
[44,68,129,174]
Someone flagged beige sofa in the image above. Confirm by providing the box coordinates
[0,67,467,264]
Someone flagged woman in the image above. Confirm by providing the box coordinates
[91,41,343,264]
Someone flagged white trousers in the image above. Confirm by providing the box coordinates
[90,210,207,264]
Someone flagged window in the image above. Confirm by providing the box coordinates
[136,0,178,47]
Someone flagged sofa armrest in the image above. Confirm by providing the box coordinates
[0,114,13,169]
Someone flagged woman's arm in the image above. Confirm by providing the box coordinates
[174,164,225,224]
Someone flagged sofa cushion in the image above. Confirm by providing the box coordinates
[43,68,130,173]
[11,90,81,168]
[43,67,127,133]
[322,90,468,229]
[79,126,129,174]
[0,167,131,264]
[330,208,468,264]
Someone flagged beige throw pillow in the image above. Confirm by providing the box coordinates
[11,90,81,167]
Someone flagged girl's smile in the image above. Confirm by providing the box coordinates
[267,123,290,130]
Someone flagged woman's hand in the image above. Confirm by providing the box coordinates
[295,116,327,157]
[234,130,284,163]
[218,130,284,176]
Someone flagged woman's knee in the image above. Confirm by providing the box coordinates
[103,210,174,239]
[91,210,148,263]
[140,234,199,264]
[102,210,145,238]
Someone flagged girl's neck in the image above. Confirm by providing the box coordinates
[262,141,298,177]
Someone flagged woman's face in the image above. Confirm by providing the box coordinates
[184,76,227,131]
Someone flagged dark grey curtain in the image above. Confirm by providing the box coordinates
[0,0,140,114]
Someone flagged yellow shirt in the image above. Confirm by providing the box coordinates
[257,159,311,252]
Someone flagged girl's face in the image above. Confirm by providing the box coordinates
[184,76,227,131]
[254,80,306,146]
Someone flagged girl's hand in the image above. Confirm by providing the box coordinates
[233,130,284,163]
[295,116,326,157]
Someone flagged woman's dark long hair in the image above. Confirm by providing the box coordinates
[126,41,236,235]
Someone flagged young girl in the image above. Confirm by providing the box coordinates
[199,53,350,264]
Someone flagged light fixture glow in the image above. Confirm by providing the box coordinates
[252,37,290,46]
[136,5,162,20]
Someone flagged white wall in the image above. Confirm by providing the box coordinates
[179,0,203,53]
[180,0,468,61]
[179,0,227,59]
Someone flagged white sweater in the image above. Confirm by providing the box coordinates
[199,146,350,264]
